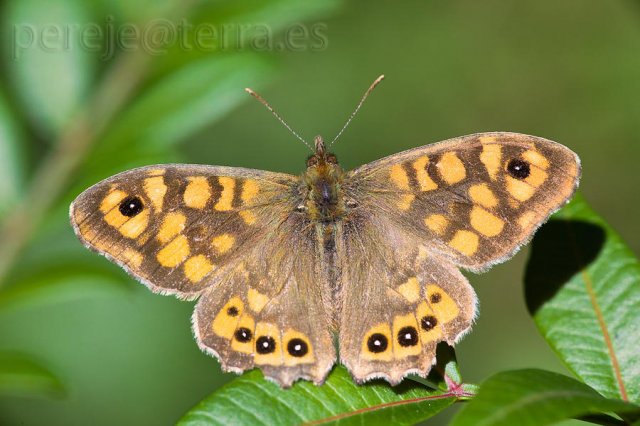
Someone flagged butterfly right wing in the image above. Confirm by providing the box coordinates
[336,212,477,384]
[345,132,580,272]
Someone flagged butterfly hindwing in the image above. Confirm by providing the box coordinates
[70,165,298,297]
[346,132,581,271]
[193,215,336,386]
[337,216,476,383]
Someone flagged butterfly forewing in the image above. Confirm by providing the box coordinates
[346,132,581,271]
[70,165,298,298]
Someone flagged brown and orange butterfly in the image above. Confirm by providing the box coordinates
[70,77,580,387]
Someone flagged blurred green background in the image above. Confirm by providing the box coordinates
[1,0,639,425]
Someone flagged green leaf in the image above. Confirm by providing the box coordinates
[525,194,640,403]
[0,352,64,398]
[4,0,94,138]
[179,366,456,426]
[451,369,640,426]
[0,88,25,219]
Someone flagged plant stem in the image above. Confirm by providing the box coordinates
[0,52,150,288]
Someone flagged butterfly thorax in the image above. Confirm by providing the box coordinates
[302,136,346,223]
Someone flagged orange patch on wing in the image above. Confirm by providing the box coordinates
[119,210,149,239]
[123,248,143,268]
[449,230,479,256]
[470,206,504,237]
[518,211,537,229]
[283,330,315,366]
[100,190,127,213]
[397,194,415,210]
[522,149,550,170]
[247,288,269,313]
[397,277,420,303]
[215,177,235,211]
[241,179,259,203]
[212,234,235,254]
[412,156,437,191]
[144,176,167,212]
[239,210,257,225]
[157,212,186,243]
[157,235,190,267]
[468,183,498,209]
[184,255,214,283]
[390,164,410,190]
[361,323,393,361]
[480,144,502,180]
[184,177,211,209]
[437,152,466,184]
[424,214,449,235]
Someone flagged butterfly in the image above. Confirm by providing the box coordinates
[70,77,581,387]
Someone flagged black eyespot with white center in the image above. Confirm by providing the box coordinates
[234,327,252,343]
[226,306,239,317]
[430,293,442,304]
[421,315,438,332]
[256,336,276,354]
[119,196,144,217]
[287,338,309,357]
[507,159,530,180]
[367,333,388,353]
[397,326,419,347]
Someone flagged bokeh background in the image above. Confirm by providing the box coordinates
[1,0,639,425]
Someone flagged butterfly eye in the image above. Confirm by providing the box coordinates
[119,196,144,217]
[420,315,438,332]
[234,327,253,343]
[256,336,277,354]
[286,338,309,357]
[366,333,389,353]
[429,292,442,304]
[506,158,531,180]
[306,156,319,167]
[326,154,338,164]
[397,326,419,347]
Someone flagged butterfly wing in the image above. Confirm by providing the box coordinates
[70,164,336,386]
[345,132,581,271]
[193,214,336,386]
[70,165,296,298]
[71,165,336,386]
[337,217,476,383]
[338,132,580,383]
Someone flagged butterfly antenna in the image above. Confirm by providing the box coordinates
[330,74,385,146]
[245,87,313,152]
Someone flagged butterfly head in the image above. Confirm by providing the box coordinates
[306,136,338,169]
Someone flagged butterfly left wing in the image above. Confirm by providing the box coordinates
[71,164,336,386]
[70,164,297,298]
[193,212,336,386]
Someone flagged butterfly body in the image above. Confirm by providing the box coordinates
[302,136,347,223]
[70,132,580,387]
